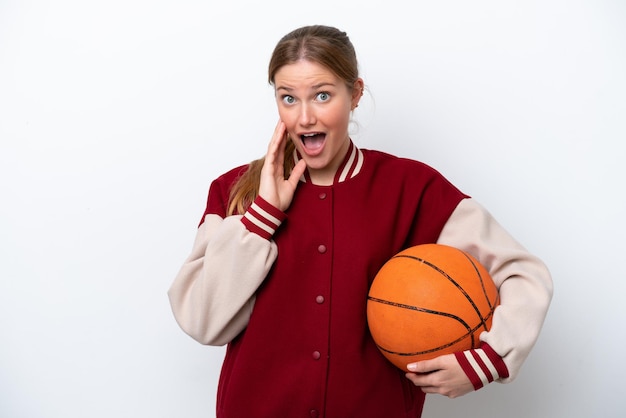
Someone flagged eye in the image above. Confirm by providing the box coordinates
[316,92,330,102]
[281,95,296,105]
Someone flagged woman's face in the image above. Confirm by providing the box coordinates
[274,60,363,185]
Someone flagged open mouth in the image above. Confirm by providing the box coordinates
[300,132,326,151]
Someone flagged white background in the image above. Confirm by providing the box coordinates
[1,1,625,417]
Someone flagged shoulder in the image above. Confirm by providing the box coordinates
[361,148,468,199]
[213,164,250,186]
[201,164,250,219]
[207,163,252,197]
[361,148,445,178]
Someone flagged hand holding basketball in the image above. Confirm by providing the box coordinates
[405,353,475,398]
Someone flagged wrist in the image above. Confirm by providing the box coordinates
[455,342,509,391]
[241,195,286,240]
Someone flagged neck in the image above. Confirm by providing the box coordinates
[299,139,364,186]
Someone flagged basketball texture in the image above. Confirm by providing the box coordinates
[367,244,499,370]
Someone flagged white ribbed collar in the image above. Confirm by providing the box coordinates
[293,140,364,185]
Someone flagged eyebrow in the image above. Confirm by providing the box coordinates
[276,82,337,92]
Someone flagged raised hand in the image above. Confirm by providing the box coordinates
[258,120,307,212]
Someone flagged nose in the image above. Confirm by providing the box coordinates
[298,103,316,126]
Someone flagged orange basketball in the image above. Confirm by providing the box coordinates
[367,244,499,370]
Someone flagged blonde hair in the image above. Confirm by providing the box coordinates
[227,25,359,215]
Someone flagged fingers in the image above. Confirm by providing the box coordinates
[287,159,307,188]
[266,120,288,166]
[269,120,286,148]
[259,120,304,212]
[404,358,440,389]
[406,357,440,374]
[406,370,473,398]
[405,355,474,398]
[261,121,288,186]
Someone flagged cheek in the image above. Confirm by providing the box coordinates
[278,103,293,123]
[325,108,350,131]
[326,99,352,125]
[278,109,300,145]
[277,107,297,128]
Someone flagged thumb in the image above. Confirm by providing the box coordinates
[407,357,441,374]
[287,159,307,188]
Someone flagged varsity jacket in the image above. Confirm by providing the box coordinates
[168,142,553,417]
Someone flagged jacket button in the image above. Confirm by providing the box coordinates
[310,410,319,418]
[312,351,321,360]
[315,295,325,304]
[317,244,327,253]
[318,192,327,199]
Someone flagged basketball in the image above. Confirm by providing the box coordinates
[366,244,499,370]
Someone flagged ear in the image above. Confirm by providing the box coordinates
[351,78,365,110]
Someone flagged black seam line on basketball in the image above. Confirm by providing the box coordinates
[461,251,495,312]
[373,303,499,357]
[395,254,487,346]
[367,296,472,331]
[459,252,497,337]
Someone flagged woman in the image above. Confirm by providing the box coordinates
[168,25,553,417]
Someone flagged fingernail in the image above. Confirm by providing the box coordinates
[407,363,417,372]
